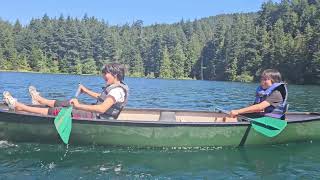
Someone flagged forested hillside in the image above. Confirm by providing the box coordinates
[0,0,319,84]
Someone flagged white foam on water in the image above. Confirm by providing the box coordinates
[0,140,18,148]
[114,164,122,173]
[48,162,56,169]
[102,150,110,154]
[40,161,56,171]
[60,144,69,161]
[99,167,108,171]
[70,149,84,153]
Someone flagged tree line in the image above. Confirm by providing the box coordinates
[0,0,319,84]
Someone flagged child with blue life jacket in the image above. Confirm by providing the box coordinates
[229,69,288,120]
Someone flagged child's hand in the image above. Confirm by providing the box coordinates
[79,84,88,94]
[70,98,79,107]
[229,110,239,118]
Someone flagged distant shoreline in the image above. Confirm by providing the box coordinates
[0,70,195,80]
[2,70,319,85]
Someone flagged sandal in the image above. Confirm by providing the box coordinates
[29,86,40,105]
[3,91,17,110]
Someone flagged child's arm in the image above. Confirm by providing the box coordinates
[70,96,115,114]
[230,101,271,117]
[79,84,100,99]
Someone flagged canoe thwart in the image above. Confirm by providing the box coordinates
[159,111,176,122]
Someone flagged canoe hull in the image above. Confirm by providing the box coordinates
[0,109,320,147]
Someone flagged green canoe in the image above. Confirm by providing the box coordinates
[0,103,319,147]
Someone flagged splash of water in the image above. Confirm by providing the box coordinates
[0,140,18,148]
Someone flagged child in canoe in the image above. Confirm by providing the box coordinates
[2,63,129,120]
[229,69,288,120]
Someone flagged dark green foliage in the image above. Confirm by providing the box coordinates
[82,58,97,74]
[171,43,186,79]
[0,0,319,84]
[159,46,172,78]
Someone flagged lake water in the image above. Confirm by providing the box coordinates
[0,72,320,179]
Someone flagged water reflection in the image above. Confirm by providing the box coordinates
[0,142,320,179]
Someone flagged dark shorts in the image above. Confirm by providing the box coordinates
[54,100,71,107]
[48,100,96,119]
[242,113,265,119]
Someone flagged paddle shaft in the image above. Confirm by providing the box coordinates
[216,108,281,130]
[216,108,255,122]
[75,83,81,98]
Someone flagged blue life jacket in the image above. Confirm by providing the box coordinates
[254,83,288,119]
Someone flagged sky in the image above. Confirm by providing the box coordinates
[0,0,280,26]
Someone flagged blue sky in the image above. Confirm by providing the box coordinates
[0,0,279,26]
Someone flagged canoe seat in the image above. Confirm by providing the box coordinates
[159,111,176,122]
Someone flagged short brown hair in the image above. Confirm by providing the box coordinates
[261,69,282,83]
[101,63,125,82]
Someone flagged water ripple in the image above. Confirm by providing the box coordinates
[1,72,320,179]
[1,72,319,112]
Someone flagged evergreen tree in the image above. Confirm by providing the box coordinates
[13,20,22,34]
[171,43,186,79]
[17,53,31,70]
[159,46,172,78]
[74,58,82,74]
[82,58,97,74]
[185,34,201,78]
[148,35,162,77]
[47,57,60,73]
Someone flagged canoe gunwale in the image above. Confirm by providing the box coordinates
[1,107,320,127]
[0,110,249,127]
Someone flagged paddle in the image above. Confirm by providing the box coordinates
[216,108,287,138]
[54,84,81,144]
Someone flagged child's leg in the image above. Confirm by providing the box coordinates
[33,95,56,107]
[4,91,49,115]
[15,102,49,115]
[29,86,56,107]
[35,95,71,108]
[7,97,93,118]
